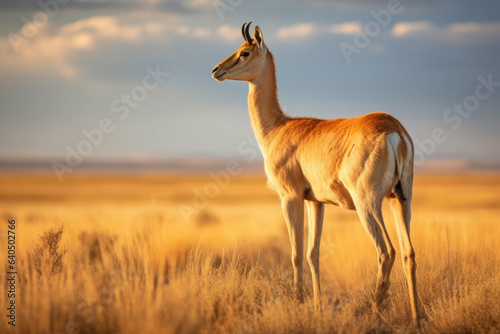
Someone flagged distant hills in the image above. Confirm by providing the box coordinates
[0,157,265,173]
[1,157,499,174]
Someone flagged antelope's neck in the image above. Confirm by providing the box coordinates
[247,52,288,154]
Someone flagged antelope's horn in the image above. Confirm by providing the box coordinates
[244,22,253,45]
[241,23,247,42]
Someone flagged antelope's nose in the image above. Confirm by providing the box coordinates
[212,66,219,74]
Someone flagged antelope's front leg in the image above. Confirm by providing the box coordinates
[306,200,324,312]
[281,196,305,302]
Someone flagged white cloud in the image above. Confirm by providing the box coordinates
[59,16,152,42]
[213,21,366,44]
[277,23,318,39]
[306,0,439,10]
[392,21,434,37]
[217,24,242,43]
[448,21,500,36]
[0,15,175,78]
[392,21,500,43]
[185,0,213,9]
[72,32,95,50]
[0,16,216,79]
[276,21,365,41]
[175,25,190,35]
[191,27,211,38]
[329,22,362,35]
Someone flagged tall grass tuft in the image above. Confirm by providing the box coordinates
[27,224,66,278]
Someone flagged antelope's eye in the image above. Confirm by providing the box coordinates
[240,52,250,57]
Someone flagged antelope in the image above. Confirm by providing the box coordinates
[211,22,419,325]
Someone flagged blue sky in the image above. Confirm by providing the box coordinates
[0,0,499,169]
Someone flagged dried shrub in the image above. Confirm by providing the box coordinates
[27,225,66,278]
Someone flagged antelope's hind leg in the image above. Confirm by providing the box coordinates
[355,199,396,310]
[389,196,419,325]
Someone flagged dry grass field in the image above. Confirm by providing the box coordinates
[0,172,499,333]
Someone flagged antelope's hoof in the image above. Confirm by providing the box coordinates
[294,288,304,303]
[374,282,391,307]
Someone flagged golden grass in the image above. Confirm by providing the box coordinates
[0,172,499,333]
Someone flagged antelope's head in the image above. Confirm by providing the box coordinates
[212,22,267,82]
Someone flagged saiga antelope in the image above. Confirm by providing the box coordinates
[212,23,419,325]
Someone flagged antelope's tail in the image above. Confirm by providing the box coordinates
[387,132,413,202]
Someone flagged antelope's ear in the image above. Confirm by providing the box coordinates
[254,25,266,51]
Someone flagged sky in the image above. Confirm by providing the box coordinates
[0,0,499,170]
